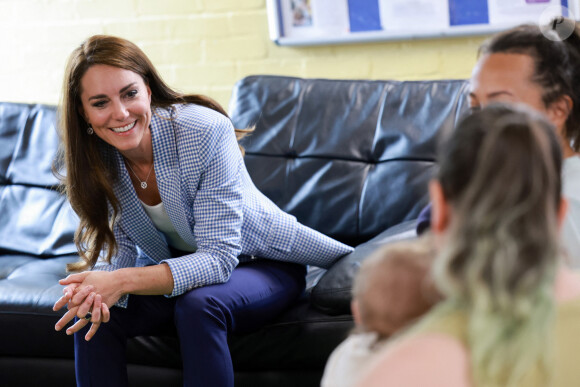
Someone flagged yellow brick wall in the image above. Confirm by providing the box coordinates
[0,0,486,109]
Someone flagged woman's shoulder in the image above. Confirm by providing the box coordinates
[151,104,233,147]
[171,103,232,130]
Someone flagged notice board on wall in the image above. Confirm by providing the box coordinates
[267,0,579,46]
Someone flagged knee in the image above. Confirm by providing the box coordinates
[174,288,230,328]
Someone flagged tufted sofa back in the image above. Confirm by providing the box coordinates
[229,76,470,247]
[0,103,78,257]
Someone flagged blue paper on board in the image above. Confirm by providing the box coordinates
[562,0,569,16]
[348,0,382,32]
[449,0,489,26]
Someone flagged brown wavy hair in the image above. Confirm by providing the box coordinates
[55,35,251,272]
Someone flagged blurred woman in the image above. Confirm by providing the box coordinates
[359,104,580,387]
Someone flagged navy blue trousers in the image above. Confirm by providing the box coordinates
[74,260,306,387]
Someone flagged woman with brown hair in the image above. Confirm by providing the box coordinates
[51,35,352,386]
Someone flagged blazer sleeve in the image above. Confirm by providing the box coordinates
[160,113,243,297]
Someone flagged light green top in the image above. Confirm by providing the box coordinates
[409,297,580,387]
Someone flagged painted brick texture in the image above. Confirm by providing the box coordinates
[0,0,483,108]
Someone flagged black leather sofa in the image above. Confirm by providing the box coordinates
[0,75,469,386]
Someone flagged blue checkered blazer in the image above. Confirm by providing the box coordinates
[94,104,353,305]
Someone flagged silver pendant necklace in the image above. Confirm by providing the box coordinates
[125,159,154,189]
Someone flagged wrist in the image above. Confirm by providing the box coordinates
[114,268,132,296]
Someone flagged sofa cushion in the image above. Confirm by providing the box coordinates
[0,185,78,256]
[0,103,78,256]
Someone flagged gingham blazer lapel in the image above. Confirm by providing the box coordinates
[151,108,198,248]
[113,151,170,262]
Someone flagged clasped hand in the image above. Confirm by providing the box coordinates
[53,272,114,341]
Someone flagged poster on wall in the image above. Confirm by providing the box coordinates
[267,0,577,45]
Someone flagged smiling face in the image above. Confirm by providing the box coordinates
[79,64,152,157]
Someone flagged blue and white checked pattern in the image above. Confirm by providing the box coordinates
[94,104,353,306]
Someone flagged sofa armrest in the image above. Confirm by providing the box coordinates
[310,220,418,315]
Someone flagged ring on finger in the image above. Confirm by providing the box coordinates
[83,312,92,321]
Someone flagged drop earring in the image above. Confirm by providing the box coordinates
[87,125,94,135]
